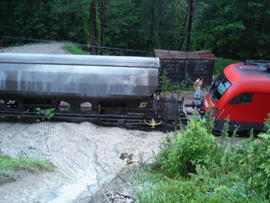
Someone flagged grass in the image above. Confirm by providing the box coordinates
[63,44,89,55]
[133,168,266,203]
[0,155,54,184]
[132,169,188,203]
[214,57,241,74]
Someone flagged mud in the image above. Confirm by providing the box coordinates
[0,122,166,202]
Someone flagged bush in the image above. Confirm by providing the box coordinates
[160,70,179,91]
[234,132,270,197]
[133,114,270,202]
[157,114,218,176]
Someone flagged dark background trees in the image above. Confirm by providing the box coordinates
[193,0,270,59]
[0,0,269,59]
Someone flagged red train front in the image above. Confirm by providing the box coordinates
[203,60,270,133]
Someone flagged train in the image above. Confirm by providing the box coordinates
[203,60,270,133]
[0,53,186,130]
[0,53,268,133]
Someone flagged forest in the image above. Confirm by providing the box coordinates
[0,0,269,59]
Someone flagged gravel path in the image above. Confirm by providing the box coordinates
[0,42,168,202]
[0,41,70,54]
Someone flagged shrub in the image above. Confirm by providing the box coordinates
[160,70,179,91]
[133,114,270,202]
[235,132,270,197]
[160,70,194,91]
[157,114,218,176]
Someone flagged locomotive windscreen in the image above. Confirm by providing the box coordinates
[210,72,232,103]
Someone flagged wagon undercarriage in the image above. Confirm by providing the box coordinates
[0,93,188,131]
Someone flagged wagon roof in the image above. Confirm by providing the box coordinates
[0,53,160,68]
[154,49,216,59]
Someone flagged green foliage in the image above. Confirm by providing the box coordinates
[35,108,55,153]
[36,107,55,121]
[204,111,215,134]
[133,114,270,202]
[63,44,89,55]
[193,0,270,59]
[214,58,241,74]
[157,113,217,176]
[179,80,193,91]
[134,172,197,203]
[104,0,141,54]
[160,70,179,91]
[233,132,270,197]
[0,155,54,184]
[0,156,54,172]
[264,113,270,132]
[134,168,266,202]
[0,0,269,59]
[160,70,192,91]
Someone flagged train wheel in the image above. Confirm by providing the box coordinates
[59,101,70,112]
[80,102,92,113]
[0,98,24,111]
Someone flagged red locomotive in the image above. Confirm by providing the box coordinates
[203,60,270,133]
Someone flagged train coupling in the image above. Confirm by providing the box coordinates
[185,100,202,108]
[144,119,162,129]
[185,98,205,116]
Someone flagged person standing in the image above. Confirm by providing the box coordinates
[193,77,203,99]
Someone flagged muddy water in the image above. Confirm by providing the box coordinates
[0,122,166,202]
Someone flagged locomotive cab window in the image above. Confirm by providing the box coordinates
[229,93,253,104]
[210,72,232,103]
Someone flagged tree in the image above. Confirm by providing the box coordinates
[0,0,269,59]
[104,0,141,55]
[193,0,270,59]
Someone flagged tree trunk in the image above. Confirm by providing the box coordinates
[99,0,104,54]
[179,3,189,50]
[186,0,194,51]
[90,1,97,55]
[148,0,156,50]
